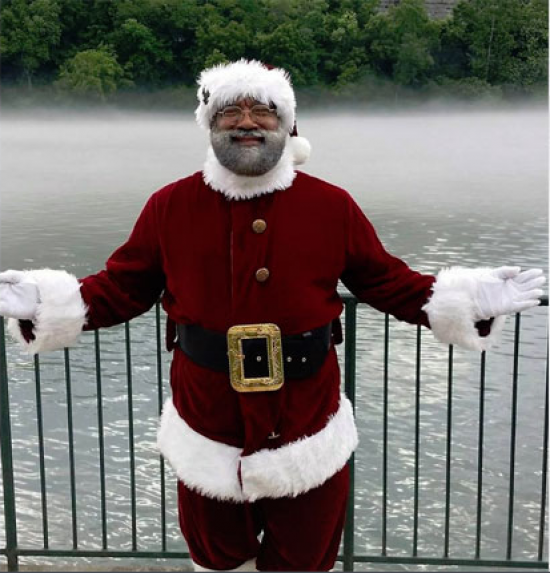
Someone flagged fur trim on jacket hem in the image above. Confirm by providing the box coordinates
[157,394,358,502]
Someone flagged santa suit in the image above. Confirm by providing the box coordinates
[7,153,504,571]
[11,150,486,571]
[7,61,508,573]
[77,161,434,569]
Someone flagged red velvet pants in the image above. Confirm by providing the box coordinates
[178,465,350,571]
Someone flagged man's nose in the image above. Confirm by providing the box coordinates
[235,110,258,129]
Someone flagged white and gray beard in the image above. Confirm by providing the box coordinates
[210,125,287,176]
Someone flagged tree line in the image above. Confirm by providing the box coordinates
[0,0,547,101]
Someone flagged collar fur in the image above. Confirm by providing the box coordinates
[202,142,296,200]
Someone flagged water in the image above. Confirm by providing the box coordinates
[0,106,547,570]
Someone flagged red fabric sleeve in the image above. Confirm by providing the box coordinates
[80,194,165,330]
[341,198,435,327]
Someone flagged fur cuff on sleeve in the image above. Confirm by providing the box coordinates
[7,269,87,354]
[422,267,506,352]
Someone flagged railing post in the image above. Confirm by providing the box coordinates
[0,318,19,571]
[343,299,357,572]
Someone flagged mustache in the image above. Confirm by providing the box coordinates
[224,129,267,139]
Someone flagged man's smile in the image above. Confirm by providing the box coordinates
[231,135,265,146]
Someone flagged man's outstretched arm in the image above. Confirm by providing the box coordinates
[0,193,165,354]
[341,196,544,351]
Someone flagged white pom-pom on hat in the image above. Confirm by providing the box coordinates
[288,136,311,165]
[288,122,311,165]
[196,59,310,165]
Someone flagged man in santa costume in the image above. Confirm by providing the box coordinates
[0,60,545,572]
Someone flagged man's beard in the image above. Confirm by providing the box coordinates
[210,125,287,176]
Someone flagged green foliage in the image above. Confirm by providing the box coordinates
[0,0,546,99]
[366,0,439,86]
[1,0,62,86]
[427,76,503,99]
[194,8,253,76]
[109,18,173,84]
[202,48,230,69]
[323,10,368,85]
[443,0,548,91]
[257,22,320,86]
[55,46,131,100]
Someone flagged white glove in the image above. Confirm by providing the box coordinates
[0,270,40,320]
[475,266,545,320]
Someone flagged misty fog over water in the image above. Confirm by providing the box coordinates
[1,105,547,273]
[0,105,547,570]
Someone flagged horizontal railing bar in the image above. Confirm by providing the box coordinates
[339,293,549,306]
[349,555,549,568]
[11,549,191,559]
[6,549,548,569]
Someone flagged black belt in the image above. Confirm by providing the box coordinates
[177,323,332,380]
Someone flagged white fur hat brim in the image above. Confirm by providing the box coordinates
[195,59,296,132]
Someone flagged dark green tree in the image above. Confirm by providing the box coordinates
[445,0,548,89]
[323,9,369,85]
[193,5,253,76]
[0,0,546,97]
[365,0,439,86]
[79,0,119,47]
[512,0,548,88]
[256,21,320,86]
[109,18,173,85]
[0,0,62,87]
[56,45,130,100]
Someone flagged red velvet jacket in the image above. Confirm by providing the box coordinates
[7,167,498,501]
[78,170,435,497]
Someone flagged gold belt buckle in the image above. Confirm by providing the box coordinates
[227,323,284,393]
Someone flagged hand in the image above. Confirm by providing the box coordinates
[475,266,546,320]
[0,270,40,320]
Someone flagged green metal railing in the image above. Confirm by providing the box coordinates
[1,296,548,571]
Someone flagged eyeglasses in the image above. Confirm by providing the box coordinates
[216,105,278,123]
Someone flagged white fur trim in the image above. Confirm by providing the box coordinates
[7,269,87,354]
[288,135,311,165]
[157,394,357,502]
[203,143,296,201]
[422,267,507,352]
[241,395,357,502]
[157,399,244,502]
[193,558,257,571]
[196,59,296,132]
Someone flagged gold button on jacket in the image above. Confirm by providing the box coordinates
[255,267,270,282]
[252,219,267,234]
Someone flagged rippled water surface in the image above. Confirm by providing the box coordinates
[1,107,547,570]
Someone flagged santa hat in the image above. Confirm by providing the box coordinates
[195,59,311,165]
